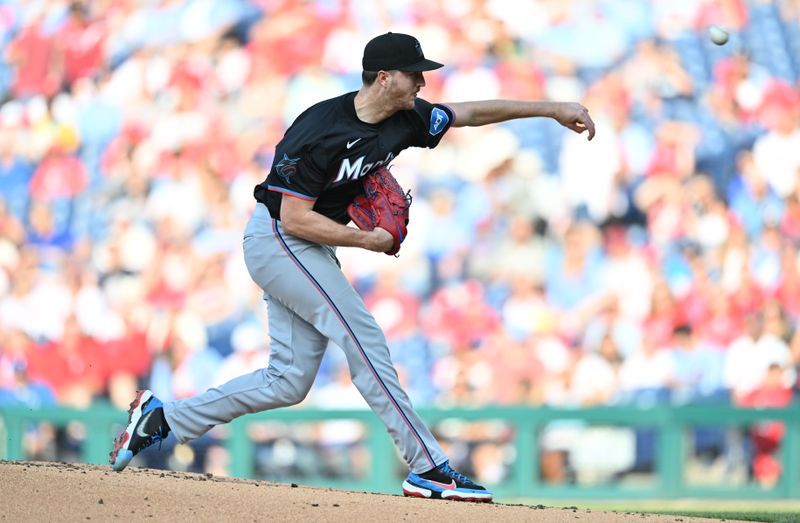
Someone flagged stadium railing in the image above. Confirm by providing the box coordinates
[1,404,799,499]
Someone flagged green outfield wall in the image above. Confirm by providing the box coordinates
[2,404,799,499]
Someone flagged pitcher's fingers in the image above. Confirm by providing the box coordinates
[566,122,586,135]
[581,113,596,140]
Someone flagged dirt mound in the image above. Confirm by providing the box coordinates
[0,460,732,522]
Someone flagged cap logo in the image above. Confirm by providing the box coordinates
[415,41,423,57]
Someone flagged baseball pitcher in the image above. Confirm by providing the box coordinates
[110,31,595,503]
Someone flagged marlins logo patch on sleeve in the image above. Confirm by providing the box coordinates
[275,154,300,184]
[429,107,449,136]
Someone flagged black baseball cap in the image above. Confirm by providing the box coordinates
[362,32,444,72]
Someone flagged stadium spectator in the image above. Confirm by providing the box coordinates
[26,314,108,407]
[24,200,75,255]
[543,221,604,334]
[599,225,653,323]
[4,11,61,99]
[738,362,793,488]
[618,331,676,405]
[55,2,107,87]
[0,329,35,391]
[0,118,34,221]
[723,311,794,402]
[751,81,800,199]
[669,324,726,404]
[212,320,271,387]
[727,150,784,240]
[148,312,223,402]
[310,365,370,478]
[581,295,643,358]
[0,198,26,246]
[570,332,622,406]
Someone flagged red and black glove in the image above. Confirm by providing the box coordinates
[347,166,412,256]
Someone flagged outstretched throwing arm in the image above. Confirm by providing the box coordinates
[446,100,595,141]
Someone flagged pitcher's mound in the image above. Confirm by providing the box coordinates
[0,460,734,522]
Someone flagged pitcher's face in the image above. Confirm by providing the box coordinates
[386,70,426,110]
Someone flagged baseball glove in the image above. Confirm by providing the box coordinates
[347,166,412,256]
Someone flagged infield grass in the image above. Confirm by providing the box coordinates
[506,499,800,522]
[645,511,798,522]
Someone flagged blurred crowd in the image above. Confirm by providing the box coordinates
[2,0,800,488]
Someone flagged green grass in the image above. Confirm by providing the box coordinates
[505,499,800,522]
[645,510,799,522]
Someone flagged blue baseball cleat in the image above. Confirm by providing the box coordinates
[109,390,170,472]
[402,461,493,502]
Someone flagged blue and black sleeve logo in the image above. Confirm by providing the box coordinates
[275,154,300,184]
[429,107,449,136]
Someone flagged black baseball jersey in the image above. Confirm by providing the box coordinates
[254,91,456,224]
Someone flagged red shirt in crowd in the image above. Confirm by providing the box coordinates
[7,18,60,97]
[56,12,106,84]
[26,333,108,401]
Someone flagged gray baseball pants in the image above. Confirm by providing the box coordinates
[163,203,446,473]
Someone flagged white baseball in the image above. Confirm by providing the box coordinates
[708,24,729,45]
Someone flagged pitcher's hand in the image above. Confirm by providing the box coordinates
[553,102,596,141]
[365,227,394,253]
